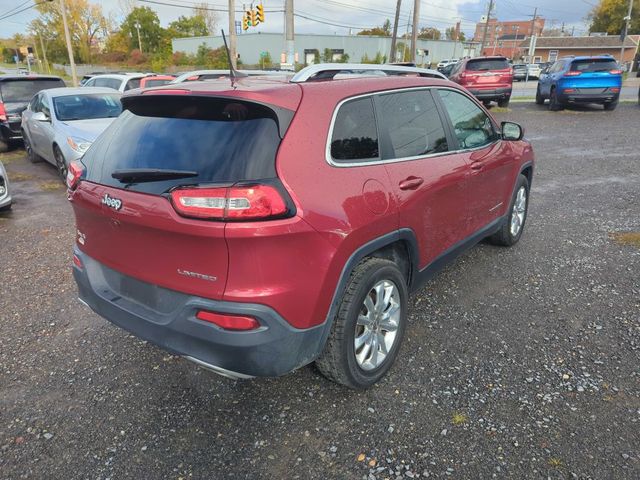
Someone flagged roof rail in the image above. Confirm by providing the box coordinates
[290,63,446,83]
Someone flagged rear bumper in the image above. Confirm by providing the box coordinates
[72,249,326,378]
[559,91,619,104]
[0,123,22,142]
[467,87,512,100]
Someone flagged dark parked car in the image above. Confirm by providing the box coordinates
[68,64,534,388]
[0,75,65,152]
[536,56,623,111]
[448,56,513,107]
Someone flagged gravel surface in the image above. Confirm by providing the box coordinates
[1,103,639,479]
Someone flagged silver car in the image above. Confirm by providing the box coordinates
[0,160,11,211]
[21,87,122,180]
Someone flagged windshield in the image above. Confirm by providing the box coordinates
[53,94,122,121]
[466,59,510,71]
[144,78,172,87]
[570,59,618,72]
[0,79,65,102]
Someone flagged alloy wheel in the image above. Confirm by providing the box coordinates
[510,186,527,237]
[54,148,67,181]
[354,280,401,371]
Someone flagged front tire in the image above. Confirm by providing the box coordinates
[488,174,530,247]
[315,257,408,389]
[0,139,8,153]
[53,145,68,182]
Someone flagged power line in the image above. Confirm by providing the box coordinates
[0,0,33,19]
[0,1,46,22]
[138,0,283,14]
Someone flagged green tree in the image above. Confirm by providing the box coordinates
[445,27,465,41]
[195,43,229,68]
[360,52,386,64]
[193,2,218,34]
[121,6,165,54]
[418,27,441,40]
[168,15,209,38]
[589,0,640,35]
[358,19,392,36]
[394,42,411,62]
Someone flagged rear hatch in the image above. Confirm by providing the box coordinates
[70,93,292,301]
[561,58,622,92]
[462,58,512,89]
[0,77,65,133]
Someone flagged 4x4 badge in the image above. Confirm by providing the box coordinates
[101,193,122,211]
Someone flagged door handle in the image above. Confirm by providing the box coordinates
[399,176,424,190]
[470,162,483,171]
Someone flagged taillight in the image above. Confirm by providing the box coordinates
[609,69,623,75]
[563,88,576,93]
[170,184,288,221]
[610,87,620,93]
[564,71,582,76]
[66,161,85,190]
[72,253,83,269]
[196,310,260,331]
[0,103,6,122]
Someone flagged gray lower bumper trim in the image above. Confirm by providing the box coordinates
[183,355,255,380]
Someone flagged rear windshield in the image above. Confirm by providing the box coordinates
[466,59,510,71]
[570,59,618,72]
[53,94,122,121]
[82,96,283,195]
[144,78,171,87]
[0,78,65,102]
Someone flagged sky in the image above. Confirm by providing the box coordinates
[0,0,596,39]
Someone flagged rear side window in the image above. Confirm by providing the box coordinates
[82,96,283,195]
[143,78,171,87]
[94,78,121,90]
[466,58,510,71]
[378,90,448,159]
[0,79,65,102]
[570,58,618,72]
[124,78,141,90]
[330,97,379,161]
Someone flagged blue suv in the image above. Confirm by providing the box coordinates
[536,56,622,111]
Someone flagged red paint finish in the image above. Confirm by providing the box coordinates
[450,57,514,95]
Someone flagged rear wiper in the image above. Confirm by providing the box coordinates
[111,168,198,183]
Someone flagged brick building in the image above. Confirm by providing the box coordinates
[519,35,639,67]
[473,18,545,46]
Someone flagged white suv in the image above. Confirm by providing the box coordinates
[82,73,146,92]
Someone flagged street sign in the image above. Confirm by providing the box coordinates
[260,51,268,58]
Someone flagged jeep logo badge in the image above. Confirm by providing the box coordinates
[101,193,122,211]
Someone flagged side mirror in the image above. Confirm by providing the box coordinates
[501,121,524,141]
[32,111,49,122]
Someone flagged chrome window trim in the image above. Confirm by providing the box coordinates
[325,86,500,168]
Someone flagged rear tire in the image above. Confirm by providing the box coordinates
[549,87,563,111]
[0,203,11,212]
[535,85,544,105]
[315,257,408,389]
[488,174,530,247]
[603,100,618,111]
[497,97,510,108]
[0,139,8,153]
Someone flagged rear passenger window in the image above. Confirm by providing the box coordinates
[125,78,141,90]
[378,90,448,159]
[437,90,497,150]
[331,97,379,161]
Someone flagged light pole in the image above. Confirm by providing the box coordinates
[134,21,142,53]
[59,0,78,86]
[619,0,633,69]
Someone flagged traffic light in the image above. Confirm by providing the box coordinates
[255,3,265,24]
[250,8,257,26]
[243,10,251,30]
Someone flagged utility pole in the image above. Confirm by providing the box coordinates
[527,7,538,64]
[228,0,237,69]
[480,0,494,55]
[134,21,142,52]
[619,0,633,69]
[529,7,538,37]
[402,10,411,62]
[59,0,77,86]
[285,0,295,67]
[389,0,402,63]
[410,0,420,63]
[38,34,50,74]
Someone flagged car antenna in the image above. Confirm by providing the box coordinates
[221,29,247,80]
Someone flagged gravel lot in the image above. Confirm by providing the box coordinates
[1,103,639,480]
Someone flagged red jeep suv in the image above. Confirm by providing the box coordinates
[68,64,534,388]
[449,56,514,107]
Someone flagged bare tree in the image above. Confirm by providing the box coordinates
[193,2,218,35]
